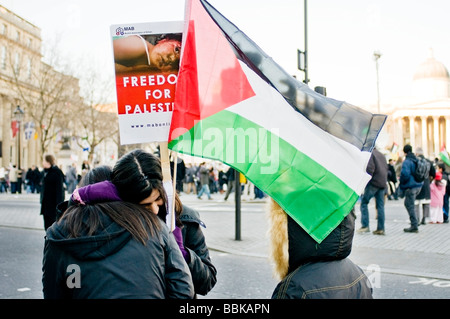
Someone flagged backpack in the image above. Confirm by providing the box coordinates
[412,157,430,183]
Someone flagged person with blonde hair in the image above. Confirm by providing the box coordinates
[268,198,372,299]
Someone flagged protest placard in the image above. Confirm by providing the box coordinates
[110,21,183,145]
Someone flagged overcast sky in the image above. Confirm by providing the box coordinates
[3,0,450,109]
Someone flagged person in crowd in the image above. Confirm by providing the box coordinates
[81,160,91,181]
[223,167,236,201]
[184,164,197,195]
[65,163,78,194]
[0,167,8,193]
[436,163,449,223]
[268,198,373,299]
[9,164,18,194]
[40,154,65,230]
[42,161,194,299]
[170,156,186,194]
[33,165,43,194]
[399,144,423,233]
[429,171,447,224]
[414,147,435,225]
[387,159,398,200]
[218,169,227,194]
[357,147,388,235]
[25,166,37,193]
[17,166,23,194]
[197,162,212,200]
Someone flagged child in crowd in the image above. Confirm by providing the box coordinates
[429,171,447,224]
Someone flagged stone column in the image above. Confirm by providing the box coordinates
[446,116,450,150]
[408,116,415,151]
[397,117,403,151]
[433,116,440,157]
[421,116,428,157]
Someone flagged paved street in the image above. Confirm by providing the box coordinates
[1,190,450,299]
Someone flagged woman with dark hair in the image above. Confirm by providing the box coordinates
[111,149,216,296]
[110,149,169,222]
[42,162,194,299]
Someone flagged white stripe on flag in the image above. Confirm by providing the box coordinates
[227,62,372,193]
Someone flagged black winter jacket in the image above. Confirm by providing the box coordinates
[366,148,388,189]
[270,205,373,299]
[180,205,217,296]
[42,212,194,299]
[40,165,65,219]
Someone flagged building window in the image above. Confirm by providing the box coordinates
[27,38,32,48]
[27,57,32,79]
[1,24,7,35]
[16,31,20,42]
[14,52,20,75]
[1,46,6,70]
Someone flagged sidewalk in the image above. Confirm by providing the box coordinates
[1,191,450,280]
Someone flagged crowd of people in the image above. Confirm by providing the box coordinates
[358,143,450,235]
[182,161,267,201]
[3,143,449,299]
[0,160,92,196]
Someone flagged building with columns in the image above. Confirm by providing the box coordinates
[382,49,450,160]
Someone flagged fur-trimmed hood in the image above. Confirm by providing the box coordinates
[267,198,356,280]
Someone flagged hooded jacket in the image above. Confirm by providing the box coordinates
[268,199,373,299]
[42,210,194,299]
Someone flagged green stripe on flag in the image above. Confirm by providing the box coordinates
[169,109,358,243]
[440,151,450,166]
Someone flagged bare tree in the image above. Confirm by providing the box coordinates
[6,37,82,159]
[72,60,119,164]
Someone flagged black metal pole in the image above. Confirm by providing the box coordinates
[304,0,309,85]
[17,121,21,170]
[235,169,241,241]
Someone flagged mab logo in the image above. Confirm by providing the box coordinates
[115,26,135,35]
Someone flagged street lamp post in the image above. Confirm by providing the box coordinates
[13,105,24,170]
[297,0,309,85]
[373,51,382,114]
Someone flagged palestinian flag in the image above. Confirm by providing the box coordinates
[439,145,450,166]
[168,0,386,243]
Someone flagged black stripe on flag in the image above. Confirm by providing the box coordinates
[199,0,386,152]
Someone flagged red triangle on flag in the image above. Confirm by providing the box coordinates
[169,0,255,142]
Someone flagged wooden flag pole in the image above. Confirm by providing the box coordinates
[159,141,176,232]
[159,141,171,182]
[170,150,178,231]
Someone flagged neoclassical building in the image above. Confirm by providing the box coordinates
[382,49,450,160]
[0,5,118,172]
[0,5,42,169]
